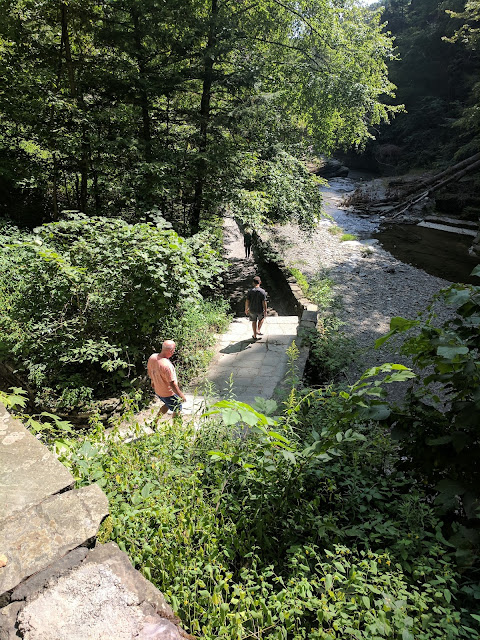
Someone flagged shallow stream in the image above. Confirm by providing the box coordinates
[321,176,479,285]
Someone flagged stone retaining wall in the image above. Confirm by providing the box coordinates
[0,404,189,640]
[248,225,319,381]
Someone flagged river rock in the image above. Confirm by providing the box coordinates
[315,159,349,179]
[469,230,480,258]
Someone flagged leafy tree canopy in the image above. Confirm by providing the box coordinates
[0,0,398,230]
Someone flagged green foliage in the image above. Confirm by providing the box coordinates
[232,151,325,232]
[0,386,28,411]
[304,318,356,384]
[0,215,228,409]
[376,271,480,567]
[58,385,477,639]
[289,267,310,296]
[0,0,398,230]
[0,386,75,447]
[327,225,343,236]
[375,0,480,169]
[340,234,357,242]
[308,273,338,313]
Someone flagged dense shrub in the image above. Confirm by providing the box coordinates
[377,270,480,569]
[0,215,228,409]
[57,389,478,640]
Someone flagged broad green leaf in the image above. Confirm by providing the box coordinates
[390,317,419,332]
[445,288,471,307]
[220,408,241,425]
[471,265,480,278]
[437,345,469,358]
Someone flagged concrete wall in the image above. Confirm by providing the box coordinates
[249,225,318,382]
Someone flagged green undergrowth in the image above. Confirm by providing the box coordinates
[289,266,356,383]
[289,267,310,296]
[0,215,229,410]
[51,378,478,640]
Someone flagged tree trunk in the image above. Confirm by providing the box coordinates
[61,2,76,98]
[191,0,218,235]
[391,158,480,218]
[370,152,480,208]
[131,9,152,162]
[52,153,59,220]
[62,1,90,213]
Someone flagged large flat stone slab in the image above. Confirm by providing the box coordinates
[0,484,108,595]
[0,403,74,520]
[14,543,182,640]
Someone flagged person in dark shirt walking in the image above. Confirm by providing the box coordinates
[244,230,252,258]
[245,275,267,340]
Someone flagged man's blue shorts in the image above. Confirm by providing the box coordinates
[157,394,183,412]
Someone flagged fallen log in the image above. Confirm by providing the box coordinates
[349,152,480,211]
[401,152,480,197]
[390,157,480,218]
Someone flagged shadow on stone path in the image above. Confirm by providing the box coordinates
[122,218,300,436]
[186,218,299,405]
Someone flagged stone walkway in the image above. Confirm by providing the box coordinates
[183,217,300,409]
[191,315,299,406]
[128,219,301,431]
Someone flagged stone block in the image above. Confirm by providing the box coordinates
[83,543,175,621]
[12,548,88,602]
[0,404,74,520]
[16,561,183,640]
[0,484,108,596]
[301,309,318,324]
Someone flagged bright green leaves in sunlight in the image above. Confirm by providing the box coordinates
[0,0,398,231]
[0,216,227,410]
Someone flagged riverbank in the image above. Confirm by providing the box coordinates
[263,186,454,386]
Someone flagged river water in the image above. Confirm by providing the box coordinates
[321,177,479,286]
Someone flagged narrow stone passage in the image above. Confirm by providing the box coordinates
[185,218,299,407]
[129,218,300,432]
[222,217,297,317]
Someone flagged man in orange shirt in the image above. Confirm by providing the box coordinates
[147,340,186,417]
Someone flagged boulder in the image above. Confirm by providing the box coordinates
[0,484,108,595]
[0,404,74,520]
[315,159,349,179]
[8,543,186,640]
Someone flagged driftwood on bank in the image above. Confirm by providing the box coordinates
[389,155,480,219]
[351,152,480,218]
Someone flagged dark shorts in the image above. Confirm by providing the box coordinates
[157,394,183,412]
[249,311,264,322]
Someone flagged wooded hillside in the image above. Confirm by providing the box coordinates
[0,0,398,233]
[364,0,480,176]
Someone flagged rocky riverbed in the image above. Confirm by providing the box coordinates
[263,179,454,388]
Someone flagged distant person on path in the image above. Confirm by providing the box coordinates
[244,229,252,258]
[245,276,267,340]
[147,340,186,418]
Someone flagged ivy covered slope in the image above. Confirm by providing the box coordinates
[0,215,228,409]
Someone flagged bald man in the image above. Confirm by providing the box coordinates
[147,340,186,416]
